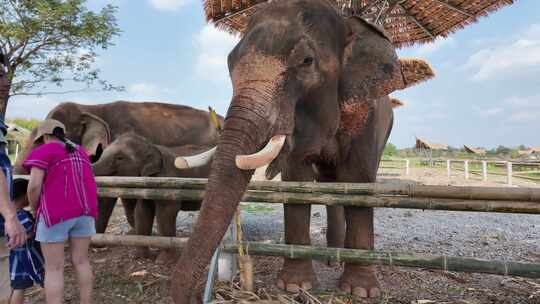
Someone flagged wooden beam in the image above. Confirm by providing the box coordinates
[433,0,475,18]
[399,4,435,39]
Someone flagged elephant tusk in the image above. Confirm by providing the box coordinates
[236,135,286,170]
[175,146,217,169]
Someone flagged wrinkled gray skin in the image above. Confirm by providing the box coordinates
[170,0,413,302]
[92,133,212,263]
[15,101,222,234]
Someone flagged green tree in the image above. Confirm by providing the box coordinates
[383,142,397,157]
[0,0,122,119]
[7,117,40,130]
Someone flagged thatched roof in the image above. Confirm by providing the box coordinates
[390,97,404,109]
[399,58,435,88]
[415,137,448,150]
[463,144,485,155]
[518,147,540,156]
[204,0,515,47]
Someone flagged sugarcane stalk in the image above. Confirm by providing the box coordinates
[89,234,540,279]
[97,187,540,214]
[86,177,540,201]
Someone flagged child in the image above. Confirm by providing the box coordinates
[8,178,44,304]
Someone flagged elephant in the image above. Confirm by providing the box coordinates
[92,133,212,263]
[170,0,434,302]
[14,101,223,234]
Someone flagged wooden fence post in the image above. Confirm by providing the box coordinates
[447,160,451,178]
[464,160,469,180]
[507,162,513,186]
[14,144,19,162]
[482,161,488,181]
[405,159,410,176]
[218,219,237,281]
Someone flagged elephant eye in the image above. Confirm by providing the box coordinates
[302,57,314,65]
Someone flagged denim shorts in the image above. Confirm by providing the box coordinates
[36,216,96,243]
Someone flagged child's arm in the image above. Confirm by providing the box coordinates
[28,168,45,210]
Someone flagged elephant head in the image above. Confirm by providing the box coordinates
[172,0,430,300]
[14,102,111,173]
[92,133,162,177]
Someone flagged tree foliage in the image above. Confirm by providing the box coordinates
[0,0,122,117]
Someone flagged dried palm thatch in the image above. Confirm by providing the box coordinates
[390,97,403,109]
[204,0,515,48]
[463,144,486,155]
[415,137,448,150]
[399,58,435,88]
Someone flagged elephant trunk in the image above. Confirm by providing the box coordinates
[171,96,276,303]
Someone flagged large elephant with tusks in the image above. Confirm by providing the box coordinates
[171,0,432,301]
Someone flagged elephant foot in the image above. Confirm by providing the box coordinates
[133,247,151,259]
[276,259,317,293]
[156,249,178,265]
[339,265,381,298]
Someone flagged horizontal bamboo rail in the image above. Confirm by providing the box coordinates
[90,234,540,279]
[97,187,540,214]
[91,176,540,202]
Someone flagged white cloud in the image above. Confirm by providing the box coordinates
[414,37,455,56]
[6,96,60,119]
[195,25,239,82]
[126,82,172,100]
[148,0,190,11]
[463,24,540,81]
[479,107,503,117]
[504,95,540,123]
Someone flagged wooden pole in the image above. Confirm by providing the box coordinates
[447,160,451,178]
[14,144,19,162]
[81,177,540,202]
[507,162,513,186]
[405,159,410,175]
[89,235,540,279]
[97,188,540,214]
[464,160,469,180]
[482,161,488,181]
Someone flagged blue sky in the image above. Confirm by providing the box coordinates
[6,0,540,149]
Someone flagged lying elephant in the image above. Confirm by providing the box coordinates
[92,133,212,263]
[171,0,434,301]
[14,101,223,234]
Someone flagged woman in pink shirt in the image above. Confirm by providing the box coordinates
[24,119,97,304]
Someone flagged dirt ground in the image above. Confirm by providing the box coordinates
[27,166,540,304]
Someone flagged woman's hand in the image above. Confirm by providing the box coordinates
[4,215,27,249]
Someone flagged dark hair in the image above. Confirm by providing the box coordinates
[52,127,76,153]
[12,178,29,199]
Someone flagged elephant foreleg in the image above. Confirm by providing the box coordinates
[134,199,155,259]
[95,197,117,234]
[277,163,317,292]
[340,206,380,298]
[122,198,137,231]
[155,200,182,264]
[326,205,345,254]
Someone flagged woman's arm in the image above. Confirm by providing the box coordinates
[28,167,45,210]
[0,169,26,248]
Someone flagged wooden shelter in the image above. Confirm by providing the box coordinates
[204,0,515,47]
[463,145,486,155]
[415,137,448,150]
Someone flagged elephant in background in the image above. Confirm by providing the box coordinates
[14,101,223,233]
[171,0,434,301]
[92,133,213,263]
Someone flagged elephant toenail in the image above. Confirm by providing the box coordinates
[369,287,381,298]
[286,283,300,293]
[353,287,368,298]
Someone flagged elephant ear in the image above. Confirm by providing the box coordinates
[338,17,404,135]
[81,112,111,159]
[339,17,404,103]
[141,145,162,177]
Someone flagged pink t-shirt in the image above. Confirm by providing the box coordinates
[23,142,98,227]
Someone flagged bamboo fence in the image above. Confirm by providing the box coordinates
[92,177,540,202]
[90,234,540,279]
